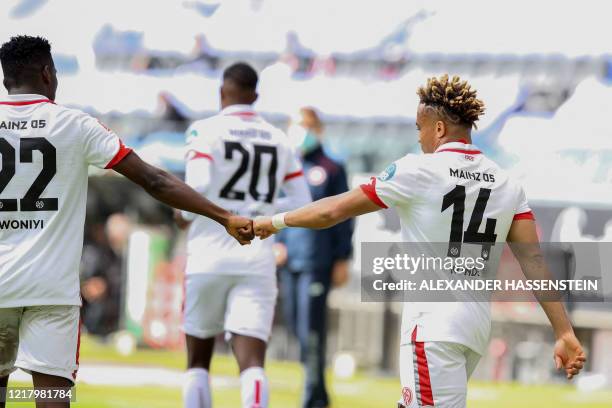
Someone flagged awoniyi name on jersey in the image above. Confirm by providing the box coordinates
[449,168,495,183]
[0,219,44,230]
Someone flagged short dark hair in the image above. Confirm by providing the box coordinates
[223,62,258,91]
[0,35,52,84]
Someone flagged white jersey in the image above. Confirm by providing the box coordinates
[184,104,309,276]
[361,141,533,354]
[0,94,131,308]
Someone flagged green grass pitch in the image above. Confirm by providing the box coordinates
[6,336,611,407]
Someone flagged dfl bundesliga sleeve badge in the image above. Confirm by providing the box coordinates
[378,163,397,181]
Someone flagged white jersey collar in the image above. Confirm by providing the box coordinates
[0,93,53,105]
[220,104,257,117]
[434,140,481,154]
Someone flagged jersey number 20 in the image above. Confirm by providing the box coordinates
[220,141,278,203]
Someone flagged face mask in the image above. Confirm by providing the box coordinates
[301,131,319,154]
[288,124,319,154]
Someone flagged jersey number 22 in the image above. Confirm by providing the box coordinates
[0,137,57,212]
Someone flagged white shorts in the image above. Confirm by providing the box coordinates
[183,274,278,343]
[398,327,481,408]
[0,306,80,384]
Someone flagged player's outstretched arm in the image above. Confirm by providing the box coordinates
[507,219,586,379]
[254,187,380,239]
[113,152,253,245]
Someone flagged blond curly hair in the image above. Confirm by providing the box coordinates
[417,74,485,129]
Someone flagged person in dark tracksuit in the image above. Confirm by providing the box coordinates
[276,108,354,408]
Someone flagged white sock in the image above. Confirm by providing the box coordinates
[183,368,212,408]
[240,367,269,408]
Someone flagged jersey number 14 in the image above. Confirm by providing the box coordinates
[442,185,497,260]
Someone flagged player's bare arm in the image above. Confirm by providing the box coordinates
[254,187,379,239]
[507,219,586,379]
[113,151,253,245]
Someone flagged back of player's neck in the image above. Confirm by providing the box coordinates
[223,101,251,109]
[9,86,48,98]
[439,137,471,147]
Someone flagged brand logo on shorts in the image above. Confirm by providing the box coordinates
[402,387,413,405]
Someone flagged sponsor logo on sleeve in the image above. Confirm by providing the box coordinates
[186,129,199,143]
[378,163,397,182]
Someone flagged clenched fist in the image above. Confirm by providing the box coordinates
[226,215,254,245]
[254,216,279,240]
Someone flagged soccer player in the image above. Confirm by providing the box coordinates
[174,63,311,408]
[254,75,587,407]
[0,36,253,408]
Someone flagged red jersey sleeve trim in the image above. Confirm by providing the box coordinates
[360,177,388,209]
[513,211,535,221]
[187,150,214,162]
[105,140,133,169]
[283,170,304,182]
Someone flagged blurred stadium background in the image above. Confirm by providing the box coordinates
[2,0,612,406]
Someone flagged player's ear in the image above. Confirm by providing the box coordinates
[435,120,446,138]
[252,91,259,104]
[41,64,52,85]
